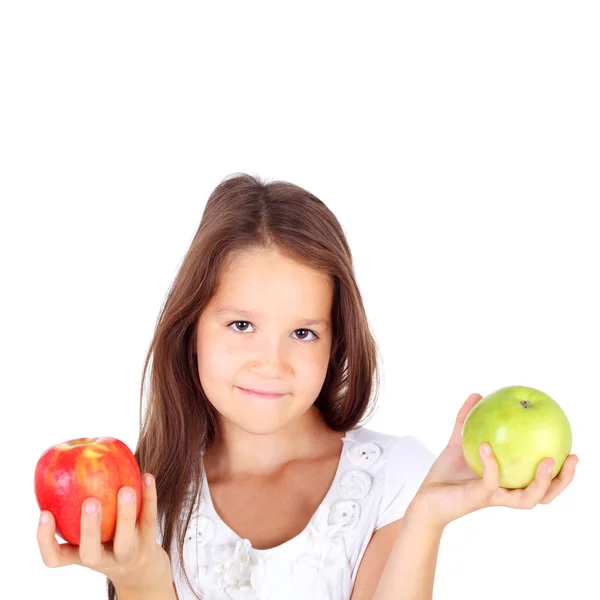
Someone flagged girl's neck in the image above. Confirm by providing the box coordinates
[204,405,343,479]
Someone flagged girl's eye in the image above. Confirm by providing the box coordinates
[227,321,319,342]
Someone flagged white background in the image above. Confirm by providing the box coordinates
[1,1,599,598]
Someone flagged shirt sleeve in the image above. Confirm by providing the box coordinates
[374,435,436,531]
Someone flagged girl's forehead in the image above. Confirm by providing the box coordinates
[219,252,333,294]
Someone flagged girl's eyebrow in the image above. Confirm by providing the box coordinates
[215,307,329,329]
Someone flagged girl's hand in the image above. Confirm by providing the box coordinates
[409,393,579,529]
[36,473,172,595]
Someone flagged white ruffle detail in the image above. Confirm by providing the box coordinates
[205,539,261,599]
[347,441,382,468]
[191,504,351,599]
[327,500,361,532]
[337,469,372,500]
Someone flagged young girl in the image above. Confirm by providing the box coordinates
[37,173,578,600]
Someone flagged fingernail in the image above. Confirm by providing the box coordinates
[39,512,49,525]
[144,474,153,487]
[546,460,554,475]
[480,443,491,456]
[84,501,98,515]
[120,489,134,503]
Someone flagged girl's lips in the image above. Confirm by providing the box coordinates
[237,387,287,398]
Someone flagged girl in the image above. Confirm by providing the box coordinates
[37,173,578,600]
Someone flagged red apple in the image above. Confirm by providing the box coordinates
[34,436,142,545]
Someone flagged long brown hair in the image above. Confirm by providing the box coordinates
[107,172,382,599]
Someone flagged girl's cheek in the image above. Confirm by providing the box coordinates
[203,339,247,375]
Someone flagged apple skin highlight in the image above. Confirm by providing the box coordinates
[34,436,142,545]
[461,386,572,489]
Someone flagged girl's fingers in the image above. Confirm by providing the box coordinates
[491,457,555,509]
[516,458,556,508]
[113,487,140,563]
[449,393,483,446]
[137,474,158,551]
[78,498,105,568]
[539,455,579,505]
[478,443,500,496]
[37,510,81,568]
[38,476,158,572]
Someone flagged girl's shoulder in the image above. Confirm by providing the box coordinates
[344,425,437,531]
[345,424,436,466]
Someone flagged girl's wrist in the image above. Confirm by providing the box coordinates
[404,497,449,535]
[112,556,175,600]
[114,578,177,600]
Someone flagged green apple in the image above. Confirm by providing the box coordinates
[462,385,572,489]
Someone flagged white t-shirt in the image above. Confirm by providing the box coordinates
[158,426,436,600]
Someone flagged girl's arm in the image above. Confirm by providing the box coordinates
[115,579,178,600]
[368,391,577,599]
[371,505,445,600]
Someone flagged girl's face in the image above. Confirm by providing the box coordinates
[195,247,334,435]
